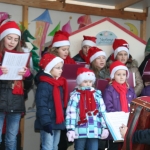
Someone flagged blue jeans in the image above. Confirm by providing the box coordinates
[40,130,61,150]
[0,112,21,150]
[74,138,98,150]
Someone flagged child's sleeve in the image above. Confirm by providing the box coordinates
[132,129,150,144]
[95,90,107,129]
[35,82,52,126]
[66,91,79,131]
[103,87,116,112]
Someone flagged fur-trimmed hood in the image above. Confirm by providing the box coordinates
[107,53,138,69]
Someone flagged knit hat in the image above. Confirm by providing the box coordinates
[113,39,129,59]
[51,30,70,47]
[110,61,129,79]
[88,47,106,63]
[39,53,64,72]
[76,67,96,85]
[0,19,21,40]
[82,35,96,47]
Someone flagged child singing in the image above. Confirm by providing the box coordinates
[66,67,109,150]
[103,60,136,150]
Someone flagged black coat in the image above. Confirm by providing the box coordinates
[34,71,66,130]
[72,53,85,62]
[0,74,33,113]
[132,129,150,144]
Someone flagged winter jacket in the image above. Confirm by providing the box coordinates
[0,73,33,113]
[66,87,107,139]
[107,54,144,96]
[103,85,136,112]
[73,53,85,62]
[132,129,150,144]
[141,85,150,96]
[34,71,65,130]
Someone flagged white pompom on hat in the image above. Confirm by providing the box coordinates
[76,67,96,85]
[0,19,21,40]
[113,39,129,59]
[110,60,129,79]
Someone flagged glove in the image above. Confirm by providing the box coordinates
[101,129,109,139]
[43,124,53,135]
[66,130,76,142]
[23,68,31,77]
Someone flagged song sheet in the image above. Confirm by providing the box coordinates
[0,51,30,80]
[103,112,129,142]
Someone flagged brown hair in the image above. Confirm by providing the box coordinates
[48,46,71,57]
[0,36,23,54]
[90,59,108,78]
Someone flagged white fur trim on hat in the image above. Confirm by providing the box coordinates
[114,46,129,59]
[82,40,96,47]
[52,40,70,47]
[76,72,96,85]
[0,28,21,40]
[110,65,129,79]
[90,51,106,62]
[44,57,64,72]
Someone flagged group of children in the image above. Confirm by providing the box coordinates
[0,19,149,150]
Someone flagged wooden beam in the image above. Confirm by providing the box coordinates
[140,8,147,40]
[0,0,147,20]
[22,5,28,30]
[115,0,143,10]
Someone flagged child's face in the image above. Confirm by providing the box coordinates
[116,51,128,64]
[114,70,127,84]
[57,46,69,59]
[50,62,63,79]
[4,34,19,50]
[80,80,93,87]
[82,45,91,56]
[94,56,106,69]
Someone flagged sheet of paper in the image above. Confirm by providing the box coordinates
[103,112,129,142]
[0,51,30,80]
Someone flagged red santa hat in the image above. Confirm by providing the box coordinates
[51,30,70,47]
[110,61,129,79]
[39,53,64,73]
[88,47,106,63]
[76,67,96,85]
[0,19,21,40]
[82,35,96,47]
[113,39,129,59]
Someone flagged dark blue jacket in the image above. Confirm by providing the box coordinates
[34,71,65,130]
[72,53,85,62]
[133,129,150,144]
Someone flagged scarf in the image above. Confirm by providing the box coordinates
[64,56,76,64]
[79,50,89,63]
[77,88,98,125]
[112,80,128,112]
[39,75,68,124]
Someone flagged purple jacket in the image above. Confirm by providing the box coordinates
[141,85,150,96]
[103,85,136,112]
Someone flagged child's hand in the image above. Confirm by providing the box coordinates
[18,67,30,77]
[144,82,150,86]
[67,130,76,142]
[119,124,128,138]
[0,66,8,74]
[101,129,109,139]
